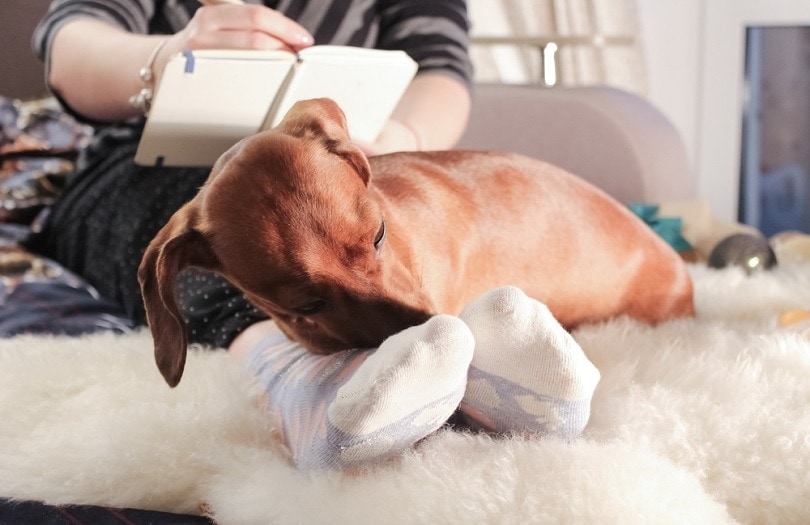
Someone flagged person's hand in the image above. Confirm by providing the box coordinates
[355,119,421,156]
[154,4,314,84]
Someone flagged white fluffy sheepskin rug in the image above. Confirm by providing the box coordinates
[1,263,809,524]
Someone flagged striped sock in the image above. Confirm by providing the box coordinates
[243,315,474,470]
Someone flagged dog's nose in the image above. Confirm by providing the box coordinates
[362,302,433,347]
[286,298,434,353]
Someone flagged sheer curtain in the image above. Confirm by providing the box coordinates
[468,0,647,95]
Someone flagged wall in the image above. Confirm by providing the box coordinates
[0,0,51,98]
[635,0,701,167]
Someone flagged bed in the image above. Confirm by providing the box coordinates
[1,89,809,524]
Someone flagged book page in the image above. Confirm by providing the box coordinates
[268,46,418,142]
[135,49,296,167]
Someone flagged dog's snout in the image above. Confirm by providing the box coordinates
[360,300,433,347]
[279,294,433,354]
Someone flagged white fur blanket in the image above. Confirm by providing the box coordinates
[1,264,809,524]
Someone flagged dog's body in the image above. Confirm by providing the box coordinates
[140,99,694,386]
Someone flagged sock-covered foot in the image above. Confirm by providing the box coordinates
[458,286,600,439]
[242,315,474,471]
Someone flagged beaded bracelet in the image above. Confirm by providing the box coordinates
[129,38,169,116]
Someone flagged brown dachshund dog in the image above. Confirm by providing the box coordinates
[139,98,694,387]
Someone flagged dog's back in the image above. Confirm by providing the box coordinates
[369,150,694,328]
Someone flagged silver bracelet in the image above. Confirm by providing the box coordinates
[129,38,169,116]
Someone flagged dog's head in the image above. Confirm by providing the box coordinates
[138,99,432,387]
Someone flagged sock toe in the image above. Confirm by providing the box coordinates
[458,286,600,436]
[327,314,474,437]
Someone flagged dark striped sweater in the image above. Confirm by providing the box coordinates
[33,0,473,97]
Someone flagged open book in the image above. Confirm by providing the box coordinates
[134,46,418,167]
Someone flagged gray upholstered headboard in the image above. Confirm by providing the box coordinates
[456,84,695,204]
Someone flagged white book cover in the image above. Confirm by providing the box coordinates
[134,46,417,167]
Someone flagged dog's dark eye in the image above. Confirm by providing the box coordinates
[294,299,327,316]
[373,219,386,250]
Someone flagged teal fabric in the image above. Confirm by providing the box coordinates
[629,203,693,253]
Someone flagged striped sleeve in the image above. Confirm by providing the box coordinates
[374,0,473,89]
[32,0,156,72]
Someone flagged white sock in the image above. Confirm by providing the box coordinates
[243,315,474,470]
[458,286,600,438]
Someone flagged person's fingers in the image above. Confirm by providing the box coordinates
[186,29,294,52]
[189,4,313,50]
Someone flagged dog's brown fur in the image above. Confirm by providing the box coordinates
[139,98,694,387]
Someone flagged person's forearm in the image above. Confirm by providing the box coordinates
[391,73,471,151]
[48,7,314,123]
[49,18,168,122]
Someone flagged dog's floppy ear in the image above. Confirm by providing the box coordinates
[279,98,371,186]
[138,204,220,387]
